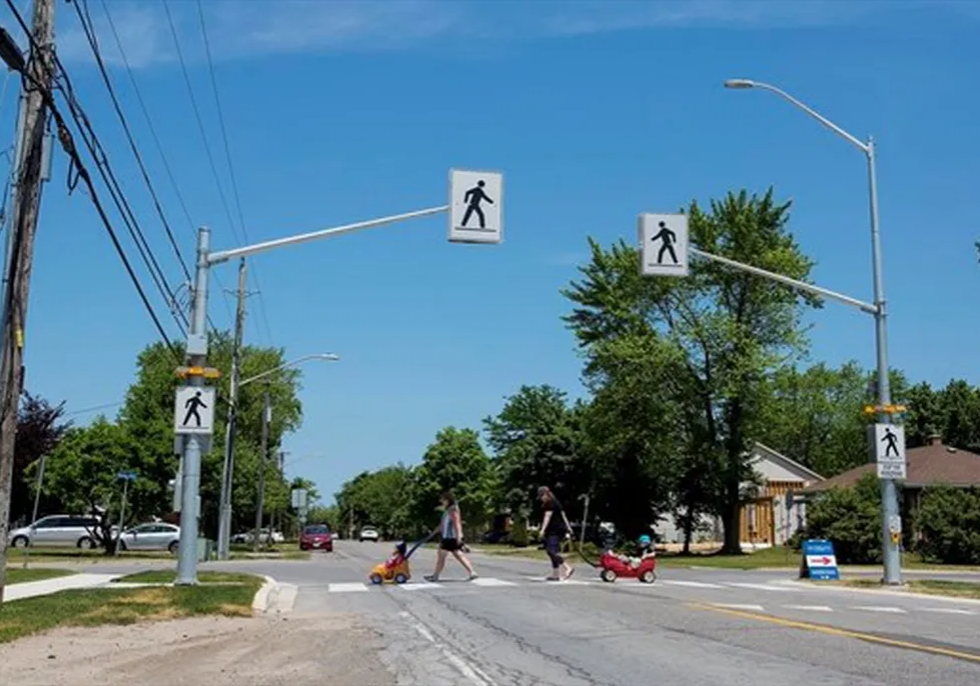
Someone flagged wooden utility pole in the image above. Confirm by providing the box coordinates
[0,0,56,604]
[217,258,247,559]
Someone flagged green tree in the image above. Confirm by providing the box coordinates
[914,485,980,564]
[903,381,942,447]
[564,189,818,552]
[116,334,304,537]
[34,418,150,551]
[483,385,588,519]
[410,427,496,537]
[334,465,415,539]
[760,361,868,477]
[803,474,882,564]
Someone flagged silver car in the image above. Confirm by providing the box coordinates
[7,514,102,549]
[116,523,181,554]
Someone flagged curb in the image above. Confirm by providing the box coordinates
[251,575,278,614]
[778,579,980,606]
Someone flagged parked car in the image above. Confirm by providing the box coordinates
[7,514,105,549]
[299,524,333,552]
[116,523,181,554]
[231,528,285,545]
[359,526,380,542]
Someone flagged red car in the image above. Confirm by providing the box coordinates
[300,524,333,552]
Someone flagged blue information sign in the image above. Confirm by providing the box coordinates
[117,471,137,481]
[801,539,840,580]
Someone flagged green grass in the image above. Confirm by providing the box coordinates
[0,574,263,644]
[115,570,258,585]
[4,567,77,585]
[839,578,980,599]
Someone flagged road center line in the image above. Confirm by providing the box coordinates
[689,602,980,665]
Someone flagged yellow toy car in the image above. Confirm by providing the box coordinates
[369,542,411,584]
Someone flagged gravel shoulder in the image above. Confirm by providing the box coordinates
[0,614,394,686]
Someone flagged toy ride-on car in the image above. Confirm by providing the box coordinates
[598,550,657,584]
[369,543,412,585]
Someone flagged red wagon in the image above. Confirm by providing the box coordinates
[598,550,658,583]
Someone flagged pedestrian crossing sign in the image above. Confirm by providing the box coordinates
[174,385,216,436]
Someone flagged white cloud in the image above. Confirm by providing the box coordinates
[32,0,972,71]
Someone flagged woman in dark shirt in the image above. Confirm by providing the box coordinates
[538,486,574,581]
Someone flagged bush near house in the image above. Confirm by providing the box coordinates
[914,486,980,565]
[798,473,882,564]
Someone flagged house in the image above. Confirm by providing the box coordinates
[654,443,824,548]
[800,434,980,525]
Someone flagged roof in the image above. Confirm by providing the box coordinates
[800,436,980,493]
[752,442,825,482]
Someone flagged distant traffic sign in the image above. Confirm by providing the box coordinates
[801,539,840,581]
[638,213,689,277]
[449,169,503,244]
[174,386,216,436]
[872,423,906,480]
[117,471,137,481]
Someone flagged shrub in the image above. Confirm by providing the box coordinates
[510,519,530,547]
[803,473,882,564]
[914,486,980,565]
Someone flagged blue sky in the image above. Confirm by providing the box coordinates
[1,0,978,504]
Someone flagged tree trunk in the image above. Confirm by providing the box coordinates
[721,499,742,554]
[682,506,695,555]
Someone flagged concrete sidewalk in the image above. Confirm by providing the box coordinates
[3,573,121,603]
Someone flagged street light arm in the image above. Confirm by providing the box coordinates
[750,81,869,154]
[238,353,339,389]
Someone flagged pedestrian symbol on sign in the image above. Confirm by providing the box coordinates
[182,391,208,428]
[461,180,494,229]
[651,221,678,264]
[881,427,900,457]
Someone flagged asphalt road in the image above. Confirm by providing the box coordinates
[36,545,980,685]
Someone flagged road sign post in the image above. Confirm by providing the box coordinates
[449,169,503,244]
[114,471,137,557]
[176,168,503,582]
[638,213,689,277]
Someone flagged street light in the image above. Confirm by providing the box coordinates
[724,78,901,585]
[216,352,340,559]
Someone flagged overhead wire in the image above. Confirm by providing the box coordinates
[97,0,230,333]
[3,0,183,362]
[194,0,276,347]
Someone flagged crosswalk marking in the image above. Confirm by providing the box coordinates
[714,603,765,611]
[471,577,518,587]
[660,580,724,589]
[920,607,976,615]
[328,582,369,593]
[784,605,833,612]
[398,582,440,591]
[726,582,792,593]
[852,605,906,613]
[523,576,592,586]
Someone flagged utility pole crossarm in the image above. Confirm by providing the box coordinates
[690,247,877,314]
[207,206,450,266]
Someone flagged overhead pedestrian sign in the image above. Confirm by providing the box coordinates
[872,423,906,480]
[638,213,689,277]
[800,539,840,581]
[449,169,503,244]
[174,386,216,436]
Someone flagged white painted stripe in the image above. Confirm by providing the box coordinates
[920,607,976,615]
[784,605,833,612]
[328,582,369,593]
[470,577,517,587]
[659,580,724,589]
[714,603,765,611]
[726,582,792,592]
[853,606,906,613]
[404,613,495,686]
[523,576,591,584]
[398,582,440,591]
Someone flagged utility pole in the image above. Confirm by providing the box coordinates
[252,391,270,552]
[0,0,56,603]
[217,258,246,560]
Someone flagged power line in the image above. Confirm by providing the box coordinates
[3,0,183,362]
[98,0,232,333]
[195,0,276,347]
[72,0,191,286]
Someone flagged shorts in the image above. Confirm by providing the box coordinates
[439,538,461,552]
